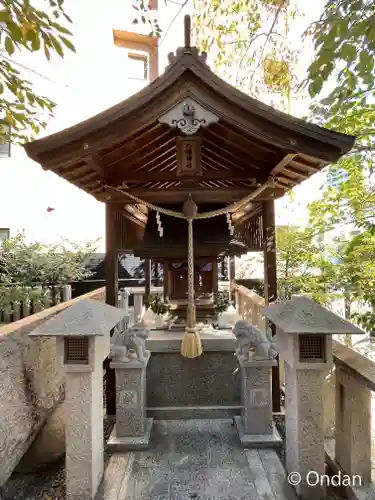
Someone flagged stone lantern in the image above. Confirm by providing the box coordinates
[264,296,363,500]
[30,299,128,500]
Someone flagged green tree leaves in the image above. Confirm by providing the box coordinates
[0,0,76,144]
[192,0,300,110]
[0,231,98,313]
[306,0,375,106]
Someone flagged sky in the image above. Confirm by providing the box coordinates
[0,0,327,251]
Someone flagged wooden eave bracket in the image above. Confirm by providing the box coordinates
[122,204,147,228]
[83,154,106,179]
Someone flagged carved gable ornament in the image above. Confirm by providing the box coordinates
[159,98,219,135]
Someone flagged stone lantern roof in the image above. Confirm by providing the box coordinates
[29,299,127,337]
[263,296,364,335]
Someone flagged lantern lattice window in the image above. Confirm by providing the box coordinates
[64,337,89,364]
[299,334,325,362]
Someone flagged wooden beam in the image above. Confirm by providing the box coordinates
[101,123,166,162]
[205,129,264,169]
[231,202,254,222]
[131,146,176,173]
[106,128,175,168]
[234,205,262,226]
[79,179,103,191]
[108,135,176,169]
[75,171,99,184]
[203,139,259,171]
[103,185,283,204]
[120,208,147,228]
[281,168,308,181]
[125,187,252,200]
[269,153,297,177]
[123,204,147,223]
[213,121,281,156]
[289,159,320,174]
[262,199,280,413]
[109,169,259,182]
[84,154,106,178]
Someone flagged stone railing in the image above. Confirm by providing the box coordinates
[236,284,375,497]
[235,284,267,332]
[325,340,375,497]
[0,287,105,486]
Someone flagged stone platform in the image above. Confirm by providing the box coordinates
[95,419,298,500]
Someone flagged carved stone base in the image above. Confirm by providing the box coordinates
[234,416,282,449]
[107,418,154,451]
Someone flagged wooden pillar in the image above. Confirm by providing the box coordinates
[262,199,280,412]
[105,203,119,417]
[220,257,225,279]
[163,261,169,300]
[212,259,218,294]
[105,203,119,307]
[144,258,152,307]
[229,255,235,303]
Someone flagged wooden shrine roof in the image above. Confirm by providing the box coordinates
[24,17,355,214]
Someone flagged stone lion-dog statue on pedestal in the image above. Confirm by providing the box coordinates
[109,322,150,364]
[232,319,277,361]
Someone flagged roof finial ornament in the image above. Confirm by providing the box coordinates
[165,14,208,68]
[184,14,191,49]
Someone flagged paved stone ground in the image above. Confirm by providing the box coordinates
[1,416,347,500]
[0,420,115,500]
[97,419,297,500]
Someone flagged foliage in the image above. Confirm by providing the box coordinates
[274,225,331,302]
[148,293,170,315]
[0,0,75,143]
[213,290,231,314]
[131,1,162,36]
[0,231,97,313]
[132,0,303,111]
[302,1,375,338]
[192,0,302,110]
[305,0,375,235]
[236,278,265,297]
[305,0,375,106]
[341,228,375,332]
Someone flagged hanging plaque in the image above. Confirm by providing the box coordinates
[176,136,202,176]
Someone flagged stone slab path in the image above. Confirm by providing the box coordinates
[95,419,298,500]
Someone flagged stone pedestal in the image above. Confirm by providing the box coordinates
[108,354,153,450]
[234,355,281,448]
[65,363,104,500]
[29,299,127,500]
[263,296,365,500]
[284,361,326,500]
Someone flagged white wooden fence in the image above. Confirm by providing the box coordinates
[0,285,72,324]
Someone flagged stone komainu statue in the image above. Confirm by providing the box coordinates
[109,322,150,363]
[232,319,278,361]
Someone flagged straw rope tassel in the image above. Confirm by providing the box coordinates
[180,218,203,358]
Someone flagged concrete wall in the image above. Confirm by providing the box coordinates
[0,288,105,486]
